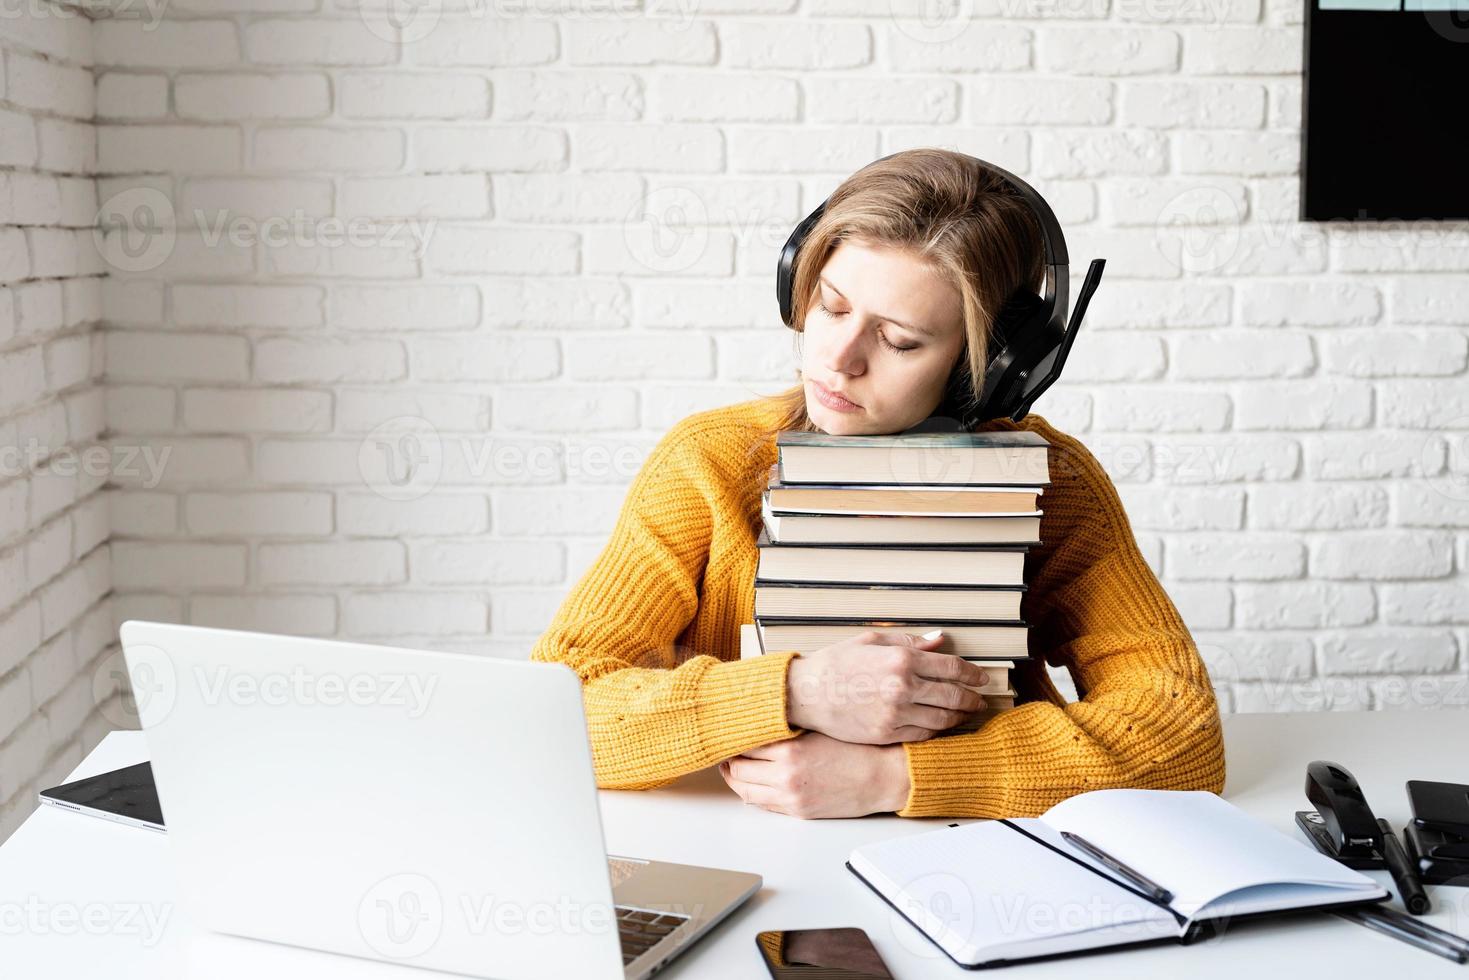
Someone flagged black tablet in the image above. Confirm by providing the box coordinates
[38,762,165,833]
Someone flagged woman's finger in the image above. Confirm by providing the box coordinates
[725,756,780,786]
[908,677,986,712]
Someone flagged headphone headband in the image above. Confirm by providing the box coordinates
[775,151,1103,425]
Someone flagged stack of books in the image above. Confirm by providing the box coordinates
[741,427,1051,734]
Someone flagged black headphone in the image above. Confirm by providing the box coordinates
[776,152,1106,428]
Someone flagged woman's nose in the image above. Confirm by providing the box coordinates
[824,319,867,374]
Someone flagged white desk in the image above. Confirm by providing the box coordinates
[2,711,1466,979]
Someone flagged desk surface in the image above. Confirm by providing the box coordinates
[2,711,1467,979]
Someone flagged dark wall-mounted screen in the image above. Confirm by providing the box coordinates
[1302,0,1469,221]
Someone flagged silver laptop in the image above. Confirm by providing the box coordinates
[118,620,760,980]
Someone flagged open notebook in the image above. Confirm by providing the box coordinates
[848,789,1389,968]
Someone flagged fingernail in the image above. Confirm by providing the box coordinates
[977,670,989,685]
[921,629,944,641]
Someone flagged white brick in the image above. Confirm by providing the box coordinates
[181,388,332,434]
[1181,26,1302,73]
[252,127,404,173]
[1248,484,1388,531]
[94,20,240,69]
[1234,380,1371,430]
[494,386,639,432]
[339,494,488,536]
[573,124,723,173]
[107,333,249,384]
[970,78,1111,125]
[1093,388,1230,432]
[97,125,241,173]
[1237,280,1381,326]
[258,541,405,585]
[96,73,169,120]
[409,539,563,585]
[493,174,645,223]
[6,52,93,118]
[190,595,336,636]
[175,73,331,120]
[722,23,871,68]
[1380,380,1469,428]
[339,72,490,119]
[494,70,643,122]
[344,593,486,636]
[654,73,798,122]
[810,77,959,124]
[108,490,178,537]
[1176,132,1298,177]
[411,337,560,382]
[339,175,489,219]
[565,21,716,65]
[1038,27,1177,74]
[184,491,332,536]
[1322,331,1468,377]
[1120,81,1264,128]
[414,126,566,172]
[1035,130,1167,178]
[335,390,487,433]
[1325,628,1446,675]
[1169,534,1304,580]
[484,278,631,330]
[255,338,406,384]
[179,177,334,221]
[408,19,558,67]
[1381,585,1469,626]
[1172,332,1314,379]
[1302,433,1442,481]
[424,226,578,276]
[1237,582,1375,629]
[110,542,245,589]
[243,20,396,66]
[1310,533,1455,581]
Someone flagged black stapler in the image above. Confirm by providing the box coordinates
[1297,760,1384,867]
[1297,760,1433,914]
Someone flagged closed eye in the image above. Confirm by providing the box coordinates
[817,303,918,354]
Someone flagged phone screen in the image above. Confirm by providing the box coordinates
[755,928,893,979]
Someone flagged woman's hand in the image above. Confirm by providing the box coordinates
[785,629,990,744]
[718,732,911,818]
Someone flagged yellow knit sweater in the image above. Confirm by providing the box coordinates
[529,396,1226,818]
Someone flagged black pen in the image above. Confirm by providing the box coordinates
[1060,831,1173,904]
[1332,908,1469,963]
[1377,818,1431,915]
[1352,904,1469,954]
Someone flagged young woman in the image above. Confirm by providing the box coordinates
[530,149,1225,819]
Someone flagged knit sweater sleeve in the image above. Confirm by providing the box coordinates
[895,427,1227,818]
[529,416,801,791]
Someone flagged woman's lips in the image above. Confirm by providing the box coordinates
[811,379,861,413]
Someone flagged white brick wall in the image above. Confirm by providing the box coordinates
[2,2,1467,845]
[0,0,119,846]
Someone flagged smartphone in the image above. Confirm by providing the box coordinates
[756,928,893,979]
[37,762,166,833]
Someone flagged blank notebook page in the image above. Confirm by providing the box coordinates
[1040,789,1382,920]
[850,819,1178,963]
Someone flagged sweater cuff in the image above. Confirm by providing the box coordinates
[693,650,801,762]
[897,722,1014,818]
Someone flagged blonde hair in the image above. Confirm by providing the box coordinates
[757,148,1046,435]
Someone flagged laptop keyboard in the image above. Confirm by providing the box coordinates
[617,907,688,966]
[607,857,690,966]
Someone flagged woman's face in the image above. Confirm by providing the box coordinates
[800,238,967,435]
